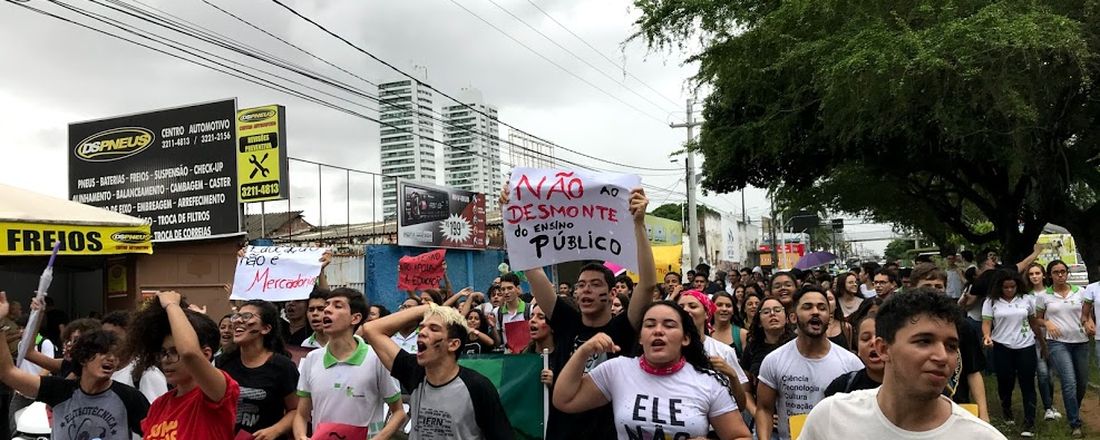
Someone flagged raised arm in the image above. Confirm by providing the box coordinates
[359,304,430,371]
[318,250,332,291]
[157,291,227,402]
[0,292,40,398]
[552,333,615,413]
[626,188,655,329]
[1015,243,1043,273]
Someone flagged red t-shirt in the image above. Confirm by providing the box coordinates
[142,370,241,440]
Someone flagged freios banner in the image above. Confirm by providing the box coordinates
[0,222,152,256]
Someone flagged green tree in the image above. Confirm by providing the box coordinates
[633,0,1100,280]
[884,239,917,263]
[649,203,718,223]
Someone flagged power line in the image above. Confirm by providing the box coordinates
[446,0,670,123]
[523,0,681,107]
[79,0,618,177]
[479,0,676,114]
[267,0,681,172]
[15,0,676,191]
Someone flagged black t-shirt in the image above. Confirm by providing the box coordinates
[54,359,76,379]
[742,340,784,377]
[37,376,150,440]
[44,309,69,348]
[216,353,299,438]
[823,368,880,398]
[390,350,513,440]
[947,318,985,404]
[461,339,495,356]
[546,299,637,440]
[281,323,310,347]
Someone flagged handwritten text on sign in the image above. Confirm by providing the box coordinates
[398,249,447,291]
[503,168,640,271]
[231,246,325,302]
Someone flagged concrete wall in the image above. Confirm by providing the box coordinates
[365,245,507,312]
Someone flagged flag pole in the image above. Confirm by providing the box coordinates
[542,348,550,438]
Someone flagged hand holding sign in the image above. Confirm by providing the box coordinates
[231,246,326,302]
[398,249,448,291]
[502,168,641,272]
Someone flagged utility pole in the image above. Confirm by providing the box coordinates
[671,98,702,266]
[769,198,779,270]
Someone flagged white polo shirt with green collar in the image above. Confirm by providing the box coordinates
[297,335,401,435]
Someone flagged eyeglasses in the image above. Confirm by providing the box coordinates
[230,312,257,322]
[1051,270,1068,275]
[574,281,605,290]
[156,348,180,364]
[760,307,786,316]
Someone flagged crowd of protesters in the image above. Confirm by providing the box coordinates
[0,185,1095,439]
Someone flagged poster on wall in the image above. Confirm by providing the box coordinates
[68,99,240,242]
[502,168,641,271]
[397,181,487,250]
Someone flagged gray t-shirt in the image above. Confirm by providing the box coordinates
[37,376,150,440]
[391,350,513,440]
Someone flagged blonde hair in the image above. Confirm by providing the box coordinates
[422,303,469,332]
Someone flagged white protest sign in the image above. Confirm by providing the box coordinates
[503,168,641,271]
[231,246,326,302]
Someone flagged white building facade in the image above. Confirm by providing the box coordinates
[443,87,502,212]
[506,129,555,169]
[378,79,438,219]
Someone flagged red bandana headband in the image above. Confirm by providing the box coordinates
[680,289,716,333]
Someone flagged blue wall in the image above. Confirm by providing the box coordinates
[365,245,508,312]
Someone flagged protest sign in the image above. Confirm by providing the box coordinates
[230,245,325,302]
[503,168,641,271]
[398,249,447,291]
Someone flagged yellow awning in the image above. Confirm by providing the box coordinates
[0,183,152,255]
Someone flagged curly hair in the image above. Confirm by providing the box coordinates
[61,318,102,344]
[69,329,119,376]
[124,297,220,377]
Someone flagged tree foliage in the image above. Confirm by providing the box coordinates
[650,202,718,223]
[633,0,1100,278]
[885,239,917,262]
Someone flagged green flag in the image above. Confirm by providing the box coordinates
[459,353,545,439]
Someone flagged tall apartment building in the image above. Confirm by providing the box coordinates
[506,129,556,169]
[443,87,502,212]
[378,79,438,219]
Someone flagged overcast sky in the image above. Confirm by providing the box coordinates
[0,0,894,256]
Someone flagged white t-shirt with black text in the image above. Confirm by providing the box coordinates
[801,388,1006,439]
[757,339,863,440]
[589,356,739,439]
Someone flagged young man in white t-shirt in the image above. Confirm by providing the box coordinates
[293,288,406,439]
[756,286,863,440]
[801,288,1007,439]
